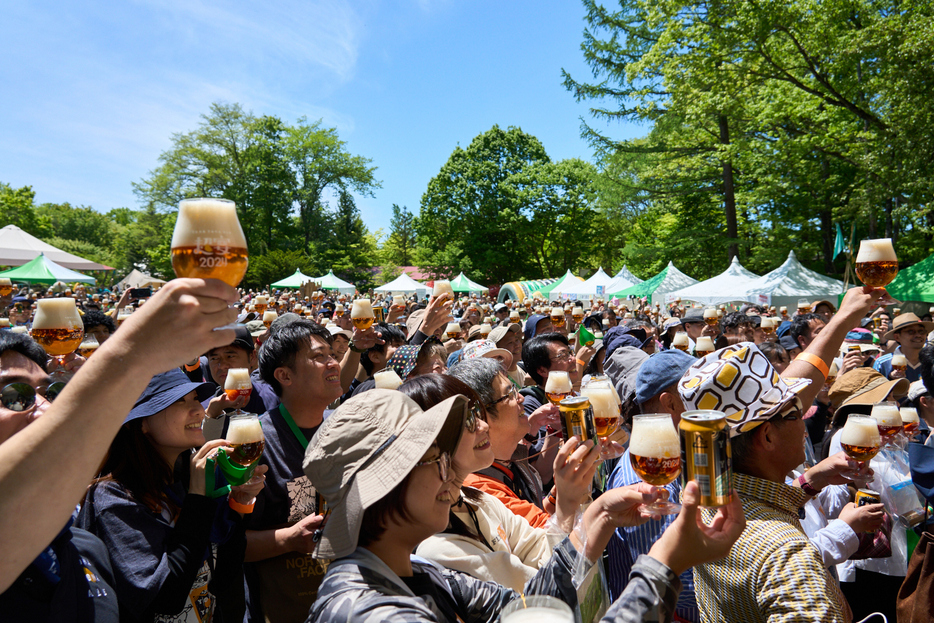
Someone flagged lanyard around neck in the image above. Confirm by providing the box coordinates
[279,403,309,449]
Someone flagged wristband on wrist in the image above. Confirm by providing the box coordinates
[575,358,586,367]
[547,489,557,506]
[229,497,255,514]
[794,352,829,379]
[796,473,820,496]
[349,340,367,353]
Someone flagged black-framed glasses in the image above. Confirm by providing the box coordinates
[486,384,518,409]
[0,382,66,411]
[550,350,574,363]
[465,401,483,433]
[415,451,452,482]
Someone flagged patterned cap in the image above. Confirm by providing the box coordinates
[678,342,811,437]
[387,344,423,380]
[460,339,513,369]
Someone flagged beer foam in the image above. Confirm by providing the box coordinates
[227,417,264,444]
[840,416,882,446]
[351,299,373,318]
[581,386,616,418]
[263,311,278,322]
[870,403,902,426]
[224,368,251,389]
[432,280,453,297]
[254,295,267,305]
[172,198,247,248]
[855,238,896,263]
[551,307,563,316]
[900,407,920,424]
[545,371,572,394]
[891,354,908,367]
[32,298,81,329]
[695,336,715,351]
[629,417,680,458]
[374,369,403,389]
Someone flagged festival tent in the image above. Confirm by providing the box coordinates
[741,250,845,309]
[609,262,699,306]
[450,272,488,294]
[665,257,761,306]
[0,224,112,270]
[271,269,318,289]
[0,253,96,284]
[312,270,356,295]
[549,267,614,300]
[115,269,166,291]
[375,273,430,297]
[536,270,583,301]
[887,253,934,304]
[604,266,644,298]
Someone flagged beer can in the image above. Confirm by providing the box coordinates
[558,396,596,443]
[847,344,862,353]
[679,410,732,507]
[855,489,880,507]
[373,306,385,324]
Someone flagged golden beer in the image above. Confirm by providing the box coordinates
[31,327,84,357]
[226,414,265,466]
[841,443,881,463]
[840,416,882,463]
[550,307,566,328]
[352,317,374,331]
[171,198,249,287]
[0,278,13,297]
[891,354,908,373]
[855,238,898,287]
[171,246,249,287]
[630,454,682,487]
[901,407,920,435]
[545,371,572,406]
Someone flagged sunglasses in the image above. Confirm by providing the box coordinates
[414,451,452,482]
[1,382,66,411]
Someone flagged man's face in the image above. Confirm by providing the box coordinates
[798,319,826,350]
[280,336,343,406]
[897,325,928,352]
[495,309,509,321]
[815,303,834,321]
[207,345,255,386]
[0,351,52,444]
[684,321,704,340]
[534,317,554,336]
[541,341,578,385]
[496,330,522,367]
[86,325,113,344]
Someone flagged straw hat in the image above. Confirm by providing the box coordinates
[882,313,934,342]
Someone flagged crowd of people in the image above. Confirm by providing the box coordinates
[1,276,932,622]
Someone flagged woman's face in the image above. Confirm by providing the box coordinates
[141,390,206,459]
[486,374,530,461]
[412,354,446,377]
[331,334,350,360]
[452,403,494,479]
[403,443,458,538]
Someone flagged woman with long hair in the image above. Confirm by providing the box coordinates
[304,388,745,622]
[77,369,267,622]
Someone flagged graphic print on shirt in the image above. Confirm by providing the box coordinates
[286,475,316,522]
[153,558,214,623]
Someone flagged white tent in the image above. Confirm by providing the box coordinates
[0,224,112,270]
[666,257,761,306]
[313,270,357,295]
[115,269,166,291]
[550,267,614,300]
[605,265,643,296]
[375,273,430,297]
[742,250,845,309]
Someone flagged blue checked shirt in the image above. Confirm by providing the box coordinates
[606,449,699,622]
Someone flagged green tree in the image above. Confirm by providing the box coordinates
[321,190,376,289]
[0,183,48,236]
[382,204,417,267]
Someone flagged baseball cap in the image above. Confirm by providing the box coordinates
[681,309,706,325]
[778,335,800,352]
[460,339,513,369]
[635,349,696,405]
[494,303,508,313]
[489,323,521,345]
[327,325,353,341]
[126,369,213,424]
[679,342,811,437]
[908,380,929,403]
[245,319,266,338]
[303,390,468,559]
[228,325,255,352]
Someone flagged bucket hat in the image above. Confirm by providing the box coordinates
[489,322,520,345]
[678,342,811,437]
[828,367,909,426]
[126,369,213,424]
[303,390,468,559]
[882,313,934,342]
[460,339,513,369]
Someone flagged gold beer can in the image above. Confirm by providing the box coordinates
[558,396,596,443]
[679,410,733,507]
[855,488,880,508]
[373,306,385,324]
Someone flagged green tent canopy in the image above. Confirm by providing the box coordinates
[450,272,488,293]
[887,253,934,304]
[271,269,318,289]
[0,253,96,285]
[609,262,698,305]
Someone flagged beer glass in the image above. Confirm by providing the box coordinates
[31,298,84,379]
[797,299,811,314]
[373,368,404,390]
[671,332,689,352]
[0,278,13,297]
[0,318,10,329]
[581,379,622,458]
[694,336,715,358]
[392,294,405,308]
[824,360,839,389]
[544,371,572,405]
[872,316,882,332]
[500,595,574,623]
[432,280,454,299]
[893,308,901,317]
[116,308,133,327]
[891,354,908,374]
[350,299,375,331]
[840,415,882,475]
[262,310,278,329]
[550,307,566,328]
[901,407,920,436]
[703,308,718,327]
[77,334,100,359]
[224,368,253,416]
[760,317,775,336]
[780,306,788,319]
[509,311,521,325]
[253,295,268,315]
[445,322,461,340]
[332,304,344,318]
[630,414,682,514]
[479,323,492,339]
[871,401,903,444]
[171,198,249,287]
[225,412,265,467]
[855,238,898,288]
[572,307,584,323]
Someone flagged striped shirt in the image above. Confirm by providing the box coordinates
[694,473,850,623]
[606,449,699,622]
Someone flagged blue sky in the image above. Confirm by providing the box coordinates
[1,0,644,237]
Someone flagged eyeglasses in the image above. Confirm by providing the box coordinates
[486,384,518,409]
[414,451,452,482]
[465,401,483,433]
[1,382,66,411]
[550,350,574,363]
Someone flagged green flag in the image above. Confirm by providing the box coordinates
[578,324,596,347]
[833,223,845,259]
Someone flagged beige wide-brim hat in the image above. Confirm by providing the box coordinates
[303,390,468,559]
[829,367,910,426]
[882,313,934,342]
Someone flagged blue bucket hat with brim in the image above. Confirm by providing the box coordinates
[125,368,214,424]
